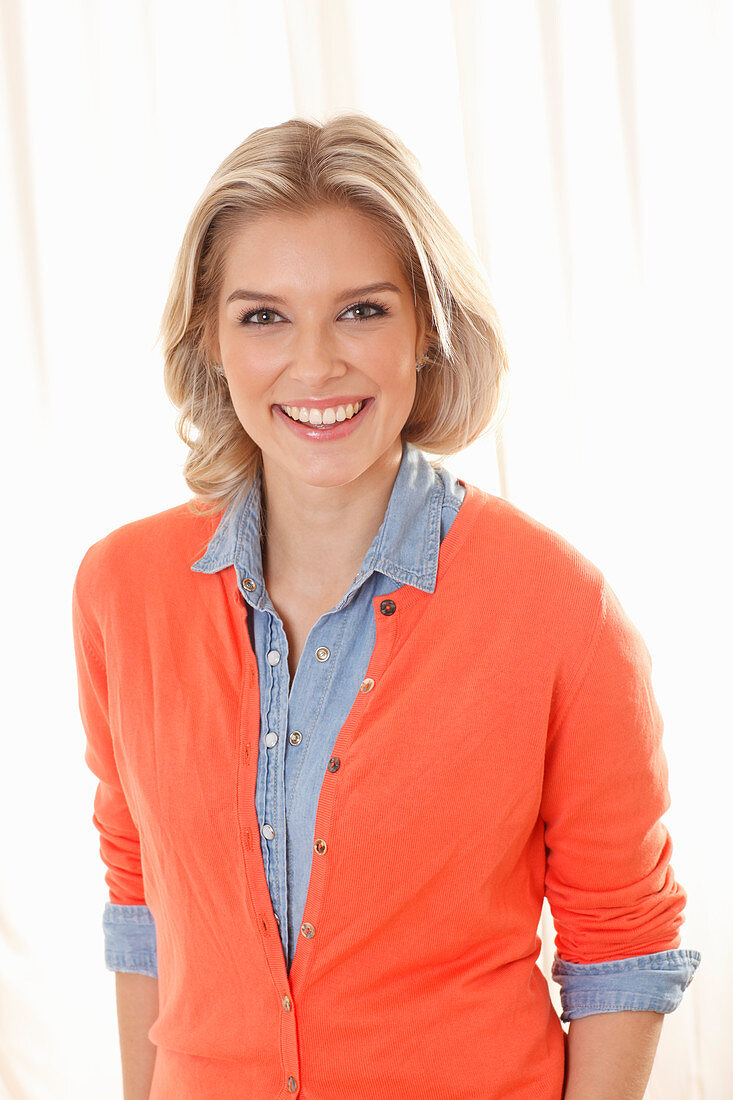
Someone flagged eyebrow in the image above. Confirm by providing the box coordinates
[225,281,403,306]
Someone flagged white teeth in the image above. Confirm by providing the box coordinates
[281,401,363,425]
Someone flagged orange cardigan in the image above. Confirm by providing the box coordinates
[72,480,689,1099]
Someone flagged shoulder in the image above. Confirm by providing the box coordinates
[455,482,615,672]
[461,482,605,598]
[456,484,649,700]
[72,499,223,629]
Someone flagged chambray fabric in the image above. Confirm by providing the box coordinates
[101,440,700,1019]
[552,949,700,1021]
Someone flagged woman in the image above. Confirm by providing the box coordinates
[72,113,700,1099]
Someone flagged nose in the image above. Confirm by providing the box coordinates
[286,326,348,389]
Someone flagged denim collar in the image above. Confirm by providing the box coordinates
[190,440,452,610]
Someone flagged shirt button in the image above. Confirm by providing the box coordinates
[289,730,303,745]
[379,598,396,615]
[267,650,281,666]
[242,577,256,591]
[359,677,374,693]
[265,731,278,747]
[273,911,280,925]
[262,824,275,839]
[315,646,330,661]
[301,922,315,938]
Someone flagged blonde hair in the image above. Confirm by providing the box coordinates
[157,111,510,515]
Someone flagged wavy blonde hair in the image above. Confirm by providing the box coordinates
[157,111,510,515]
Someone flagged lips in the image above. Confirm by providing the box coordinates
[274,395,370,409]
[273,396,373,441]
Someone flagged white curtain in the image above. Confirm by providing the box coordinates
[1,1,728,1096]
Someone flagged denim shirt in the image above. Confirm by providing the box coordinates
[102,440,700,1021]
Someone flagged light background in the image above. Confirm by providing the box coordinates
[1,0,730,1096]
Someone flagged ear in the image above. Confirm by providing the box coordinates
[415,307,428,360]
[203,325,222,369]
[415,305,435,361]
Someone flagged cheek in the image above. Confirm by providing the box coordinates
[366,341,415,385]
[375,358,417,407]
[225,351,279,399]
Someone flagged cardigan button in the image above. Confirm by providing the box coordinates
[242,577,256,591]
[359,677,374,693]
[282,995,292,1011]
[327,756,340,772]
[301,922,315,938]
[379,598,396,615]
[287,1078,298,1093]
[314,838,327,854]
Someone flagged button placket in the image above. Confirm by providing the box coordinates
[234,590,298,1079]
[260,614,290,963]
[284,589,404,995]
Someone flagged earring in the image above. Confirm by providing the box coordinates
[415,354,427,373]
[215,365,225,377]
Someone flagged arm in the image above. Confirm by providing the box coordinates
[103,903,160,1098]
[72,567,159,1098]
[541,577,701,1085]
[553,948,701,1098]
[115,973,159,1100]
[563,1010,663,1100]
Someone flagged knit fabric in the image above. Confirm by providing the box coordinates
[72,470,699,1099]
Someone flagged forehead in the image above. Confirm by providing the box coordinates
[221,205,405,286]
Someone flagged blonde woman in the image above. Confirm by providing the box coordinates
[72,113,700,1099]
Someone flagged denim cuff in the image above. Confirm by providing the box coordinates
[103,902,158,977]
[551,948,701,1021]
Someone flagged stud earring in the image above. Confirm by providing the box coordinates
[415,354,428,373]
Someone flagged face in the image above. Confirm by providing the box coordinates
[214,204,426,494]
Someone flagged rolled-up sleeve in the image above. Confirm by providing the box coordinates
[73,563,155,974]
[103,902,158,977]
[540,575,701,980]
[552,947,701,1021]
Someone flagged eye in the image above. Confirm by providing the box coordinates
[341,299,389,322]
[236,305,284,326]
[235,298,390,326]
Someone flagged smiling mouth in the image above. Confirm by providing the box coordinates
[277,399,369,428]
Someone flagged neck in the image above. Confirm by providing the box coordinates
[260,440,403,603]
